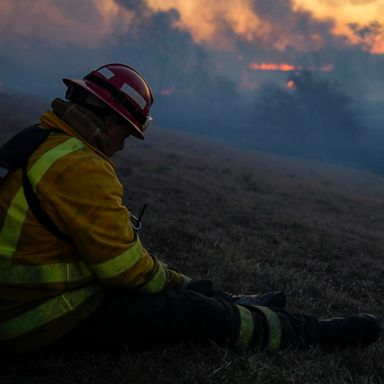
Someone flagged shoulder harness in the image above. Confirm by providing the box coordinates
[0,125,73,244]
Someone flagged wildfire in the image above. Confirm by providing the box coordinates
[287,80,296,89]
[249,62,299,72]
[249,62,334,72]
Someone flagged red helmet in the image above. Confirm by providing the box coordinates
[63,63,154,139]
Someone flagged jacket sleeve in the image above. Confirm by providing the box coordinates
[45,154,189,293]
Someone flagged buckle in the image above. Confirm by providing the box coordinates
[131,204,147,231]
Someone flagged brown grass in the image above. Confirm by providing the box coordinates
[0,116,384,383]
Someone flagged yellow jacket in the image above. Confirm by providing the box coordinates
[0,111,185,353]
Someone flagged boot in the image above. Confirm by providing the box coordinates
[319,313,382,349]
[220,291,286,309]
[245,307,382,352]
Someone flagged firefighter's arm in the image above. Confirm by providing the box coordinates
[47,155,189,293]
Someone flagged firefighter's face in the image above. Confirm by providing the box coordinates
[104,114,135,156]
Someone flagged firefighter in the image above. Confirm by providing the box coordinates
[0,63,381,355]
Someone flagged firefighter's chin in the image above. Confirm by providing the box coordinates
[104,142,124,157]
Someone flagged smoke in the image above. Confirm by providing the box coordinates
[0,0,134,47]
[1,0,384,173]
[249,0,337,51]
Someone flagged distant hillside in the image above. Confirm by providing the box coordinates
[0,89,47,134]
[1,101,384,383]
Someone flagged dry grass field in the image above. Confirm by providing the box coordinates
[0,101,384,383]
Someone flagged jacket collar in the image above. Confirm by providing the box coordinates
[40,99,115,167]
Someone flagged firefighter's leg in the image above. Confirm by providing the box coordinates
[50,289,381,353]
[51,288,260,352]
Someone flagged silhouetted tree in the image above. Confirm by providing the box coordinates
[253,71,364,158]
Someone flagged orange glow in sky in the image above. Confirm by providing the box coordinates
[1,0,383,53]
[293,0,384,53]
[147,0,264,50]
[147,0,384,53]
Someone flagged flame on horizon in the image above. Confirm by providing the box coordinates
[250,63,299,72]
[287,79,296,89]
[249,62,334,72]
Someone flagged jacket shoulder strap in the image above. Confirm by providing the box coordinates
[22,168,73,244]
[0,125,73,245]
[0,124,50,181]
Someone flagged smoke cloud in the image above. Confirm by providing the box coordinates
[0,0,134,47]
[1,0,384,174]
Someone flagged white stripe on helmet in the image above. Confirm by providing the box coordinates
[121,83,147,109]
[98,67,114,79]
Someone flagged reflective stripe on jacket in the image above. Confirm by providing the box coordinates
[0,113,184,351]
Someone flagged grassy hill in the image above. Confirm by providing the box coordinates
[0,102,384,383]
[0,89,46,130]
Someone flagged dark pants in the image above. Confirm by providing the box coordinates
[52,288,244,352]
[51,287,322,353]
